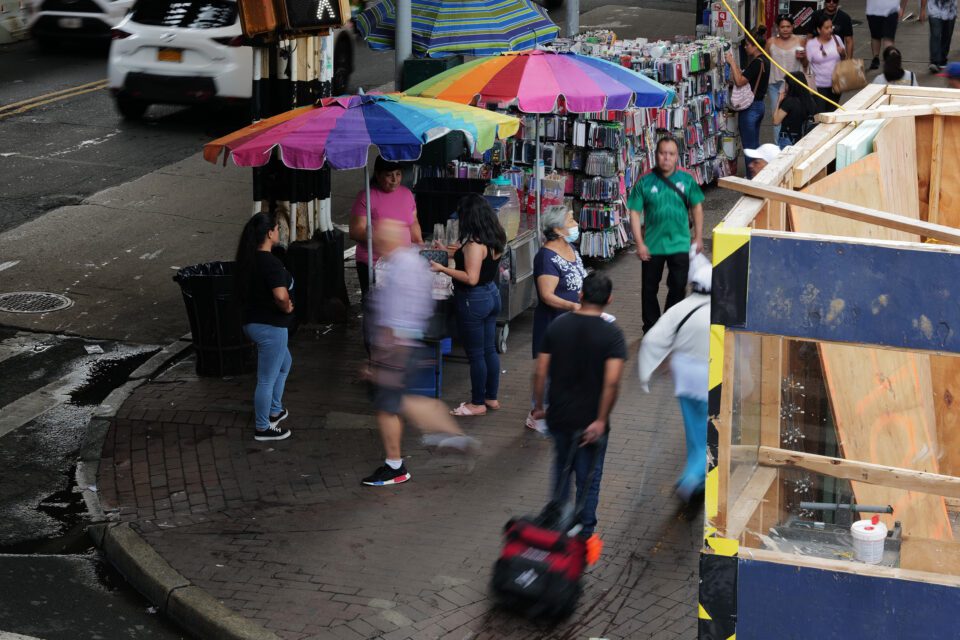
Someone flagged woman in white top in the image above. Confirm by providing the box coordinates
[871,45,919,85]
[866,0,908,70]
[803,13,846,112]
[766,14,806,142]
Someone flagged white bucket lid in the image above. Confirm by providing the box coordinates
[851,518,888,542]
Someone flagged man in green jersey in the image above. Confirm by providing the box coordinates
[627,136,705,333]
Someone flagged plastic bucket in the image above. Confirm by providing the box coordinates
[850,518,887,564]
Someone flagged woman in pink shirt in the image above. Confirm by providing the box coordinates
[803,13,847,113]
[349,157,423,296]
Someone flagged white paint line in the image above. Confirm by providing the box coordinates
[0,260,20,272]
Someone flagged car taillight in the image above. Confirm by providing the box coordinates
[111,29,132,39]
[213,36,244,47]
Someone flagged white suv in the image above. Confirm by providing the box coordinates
[107,0,252,119]
[27,0,133,49]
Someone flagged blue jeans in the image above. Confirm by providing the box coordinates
[677,396,708,501]
[738,99,765,179]
[243,323,292,430]
[767,81,783,142]
[454,281,501,405]
[550,429,608,536]
[929,17,956,67]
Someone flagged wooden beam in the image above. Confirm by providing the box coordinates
[725,466,778,540]
[930,115,945,224]
[715,330,737,533]
[885,85,960,100]
[890,95,944,106]
[740,546,960,588]
[718,177,960,245]
[817,101,960,123]
[757,446,960,499]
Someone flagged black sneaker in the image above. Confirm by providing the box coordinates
[269,408,288,428]
[361,464,411,486]
[869,56,880,70]
[254,424,291,441]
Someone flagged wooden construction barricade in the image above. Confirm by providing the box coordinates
[700,84,960,640]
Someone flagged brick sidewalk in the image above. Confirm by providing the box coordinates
[98,253,701,640]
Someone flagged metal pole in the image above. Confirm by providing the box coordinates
[535,113,542,239]
[564,0,579,39]
[252,47,262,216]
[365,165,374,290]
[395,0,412,90]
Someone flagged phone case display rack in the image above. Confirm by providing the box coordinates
[425,34,735,259]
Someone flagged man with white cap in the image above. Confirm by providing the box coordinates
[743,143,782,178]
[637,249,712,503]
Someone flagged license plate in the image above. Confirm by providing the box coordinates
[157,48,182,63]
[57,17,82,28]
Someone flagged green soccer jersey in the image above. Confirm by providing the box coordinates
[627,169,705,256]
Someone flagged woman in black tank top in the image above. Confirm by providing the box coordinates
[430,193,506,416]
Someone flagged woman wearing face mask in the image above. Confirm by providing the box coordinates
[525,205,587,433]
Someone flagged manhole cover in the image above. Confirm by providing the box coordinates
[0,292,74,314]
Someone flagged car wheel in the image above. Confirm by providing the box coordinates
[116,95,149,120]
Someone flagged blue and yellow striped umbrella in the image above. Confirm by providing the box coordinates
[355,0,559,58]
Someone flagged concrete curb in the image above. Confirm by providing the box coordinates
[91,522,282,640]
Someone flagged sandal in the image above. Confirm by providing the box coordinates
[450,402,487,416]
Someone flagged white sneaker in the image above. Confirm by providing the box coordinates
[524,412,548,435]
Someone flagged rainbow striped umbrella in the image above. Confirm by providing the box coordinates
[203,93,519,170]
[403,49,676,112]
[204,93,519,288]
[355,0,559,58]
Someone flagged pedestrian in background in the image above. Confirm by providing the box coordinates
[774,71,819,147]
[431,194,504,417]
[364,220,477,487]
[866,0,908,70]
[812,0,854,57]
[921,0,957,72]
[526,205,587,434]
[938,61,960,87]
[803,14,846,112]
[766,15,806,143]
[726,36,770,178]
[638,251,712,503]
[743,144,782,177]
[871,46,919,85]
[628,136,705,334]
[532,273,626,538]
[235,211,294,442]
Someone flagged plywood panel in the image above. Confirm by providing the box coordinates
[788,156,951,540]
[873,116,919,220]
[901,536,960,574]
[935,117,960,225]
[931,356,960,478]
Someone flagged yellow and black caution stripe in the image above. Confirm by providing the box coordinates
[699,224,750,640]
[0,79,109,120]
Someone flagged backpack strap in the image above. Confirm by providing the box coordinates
[673,302,709,344]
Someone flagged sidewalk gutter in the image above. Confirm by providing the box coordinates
[77,333,277,640]
[90,522,282,640]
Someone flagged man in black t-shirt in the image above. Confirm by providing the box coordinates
[532,273,627,537]
[813,0,855,57]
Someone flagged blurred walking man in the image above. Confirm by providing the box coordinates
[362,220,475,486]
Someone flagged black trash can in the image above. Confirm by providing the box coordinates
[283,229,350,325]
[173,261,253,377]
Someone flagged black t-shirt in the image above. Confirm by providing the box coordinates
[242,251,293,327]
[743,57,770,103]
[779,96,810,137]
[540,313,627,434]
[813,8,853,40]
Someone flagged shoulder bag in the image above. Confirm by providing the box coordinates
[831,36,866,94]
[730,58,763,111]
